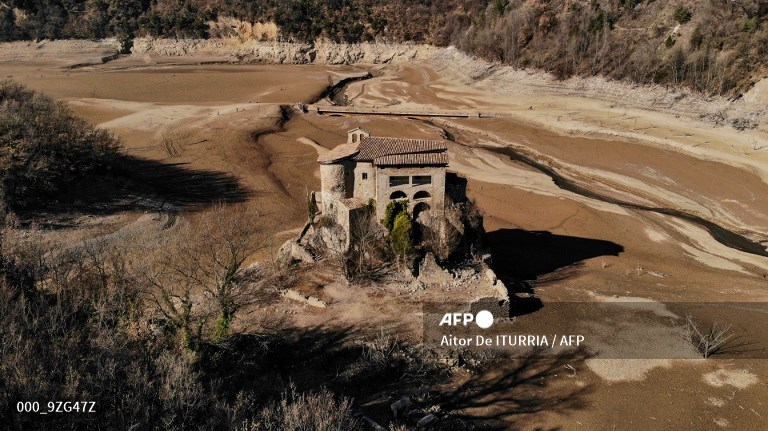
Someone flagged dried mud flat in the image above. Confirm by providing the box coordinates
[2,42,767,430]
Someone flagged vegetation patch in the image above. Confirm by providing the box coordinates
[0,80,121,213]
[3,1,768,95]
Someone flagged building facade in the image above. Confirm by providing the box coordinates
[316,128,448,234]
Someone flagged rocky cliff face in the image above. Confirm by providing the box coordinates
[131,37,442,65]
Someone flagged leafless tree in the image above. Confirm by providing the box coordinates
[323,208,392,283]
[145,204,264,347]
[683,314,734,358]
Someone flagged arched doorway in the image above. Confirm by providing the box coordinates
[413,202,431,219]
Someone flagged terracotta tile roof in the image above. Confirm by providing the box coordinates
[373,153,448,166]
[318,143,359,164]
[353,137,447,162]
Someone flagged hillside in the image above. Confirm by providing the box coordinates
[1,1,767,96]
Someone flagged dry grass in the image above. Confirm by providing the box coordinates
[238,384,361,431]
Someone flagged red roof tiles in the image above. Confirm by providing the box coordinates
[353,137,447,162]
[317,143,360,164]
[373,153,448,166]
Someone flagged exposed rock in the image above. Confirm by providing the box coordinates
[418,252,454,285]
[206,17,279,41]
[451,267,480,283]
[277,239,314,264]
[355,414,387,431]
[483,266,509,300]
[131,38,442,65]
[484,267,498,285]
[280,289,328,308]
[417,413,438,428]
[408,279,427,294]
[494,282,509,300]
[390,396,413,418]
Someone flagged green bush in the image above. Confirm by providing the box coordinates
[744,17,761,34]
[0,80,122,211]
[623,0,641,9]
[690,26,704,49]
[382,199,409,232]
[390,212,414,257]
[674,5,692,24]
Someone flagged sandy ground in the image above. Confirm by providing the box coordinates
[3,44,767,430]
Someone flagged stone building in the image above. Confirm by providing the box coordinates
[316,128,448,235]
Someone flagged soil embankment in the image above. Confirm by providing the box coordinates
[131,37,442,65]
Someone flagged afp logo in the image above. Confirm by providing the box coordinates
[438,310,494,329]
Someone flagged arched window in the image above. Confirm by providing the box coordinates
[390,191,407,200]
[413,190,431,200]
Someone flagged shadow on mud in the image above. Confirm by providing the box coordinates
[121,156,253,207]
[18,155,253,221]
[485,228,624,317]
[436,348,594,430]
[486,229,624,281]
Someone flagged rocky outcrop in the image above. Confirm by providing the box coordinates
[131,37,441,65]
[278,239,315,264]
[280,288,328,308]
[0,39,121,67]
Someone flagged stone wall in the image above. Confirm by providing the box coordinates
[374,166,446,220]
[319,163,345,215]
[352,162,376,201]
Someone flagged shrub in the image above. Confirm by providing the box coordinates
[690,26,704,49]
[674,5,692,24]
[623,0,641,8]
[315,215,335,229]
[683,314,734,358]
[391,212,414,257]
[241,386,361,431]
[744,17,761,34]
[383,199,409,232]
[342,207,392,282]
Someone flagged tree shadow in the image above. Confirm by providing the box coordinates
[119,156,253,208]
[198,322,447,405]
[17,155,253,222]
[709,335,764,358]
[198,323,593,430]
[435,348,594,430]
